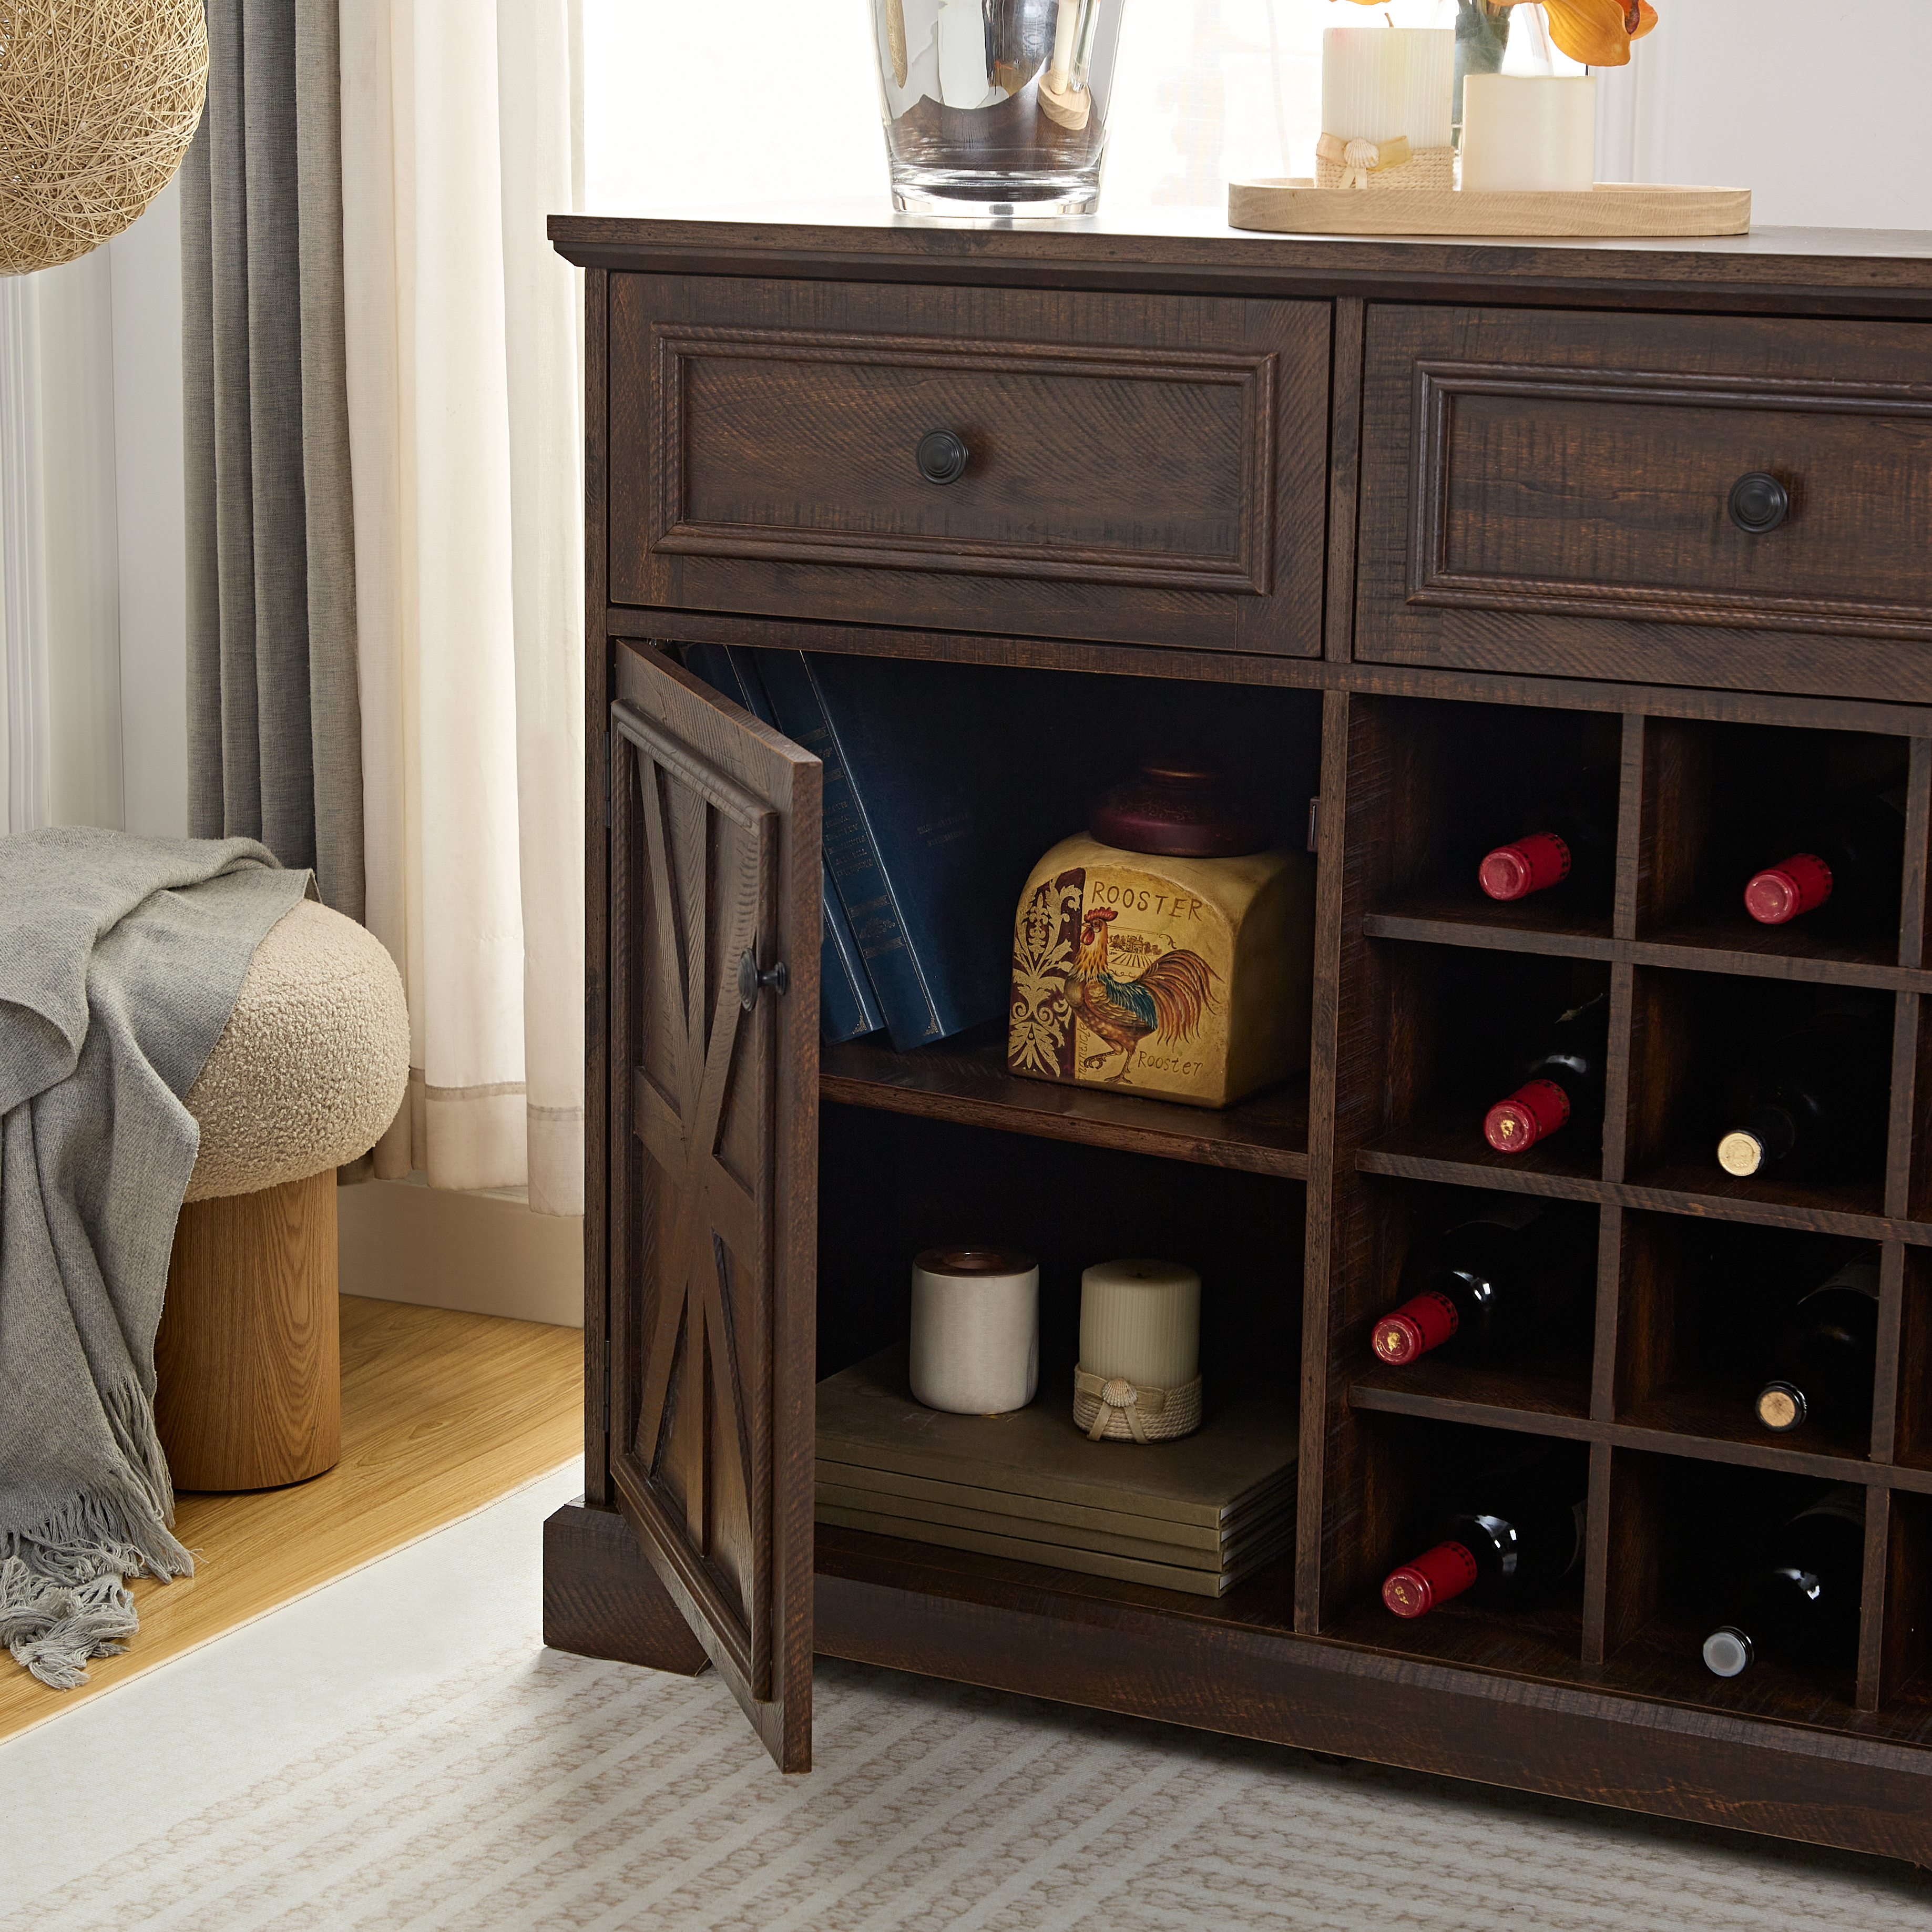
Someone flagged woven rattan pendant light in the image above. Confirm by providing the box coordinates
[0,0,208,277]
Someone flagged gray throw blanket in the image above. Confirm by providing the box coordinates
[0,829,312,1688]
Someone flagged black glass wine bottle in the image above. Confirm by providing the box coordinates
[1483,991,1611,1157]
[1743,788,1906,933]
[1714,1003,1892,1182]
[1754,1252,1882,1437]
[1702,1486,1866,1679]
[1477,768,1619,907]
[1370,1197,1593,1367]
[1382,1463,1588,1620]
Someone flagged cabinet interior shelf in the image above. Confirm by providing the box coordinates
[821,1026,1310,1179]
[1347,1379,1897,1482]
[1356,1127,1918,1242]
[1364,903,1927,992]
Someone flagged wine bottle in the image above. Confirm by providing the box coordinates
[1702,1485,1866,1678]
[1371,1197,1592,1367]
[1743,788,1906,931]
[1483,992,1611,1156]
[1714,1003,1893,1181]
[1754,1252,1882,1436]
[1383,1465,1587,1619]
[1478,771,1618,905]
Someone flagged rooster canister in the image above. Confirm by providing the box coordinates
[1007,760,1314,1108]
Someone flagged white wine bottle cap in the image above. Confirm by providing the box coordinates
[1717,1129,1765,1177]
[1702,1627,1754,1678]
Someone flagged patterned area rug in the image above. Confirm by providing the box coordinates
[0,1468,1925,1930]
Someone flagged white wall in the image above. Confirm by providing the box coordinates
[1633,1,1930,230]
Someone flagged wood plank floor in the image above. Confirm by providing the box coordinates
[0,1295,582,1746]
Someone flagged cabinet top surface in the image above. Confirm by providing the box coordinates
[552,198,1932,303]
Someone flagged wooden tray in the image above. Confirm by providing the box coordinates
[1228,178,1750,239]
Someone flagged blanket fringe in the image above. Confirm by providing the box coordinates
[0,1557,138,1689]
[0,1468,193,1689]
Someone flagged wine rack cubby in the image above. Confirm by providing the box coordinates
[1346,1175,1599,1422]
[1322,1415,1591,1678]
[1597,1453,1865,1723]
[1360,697,1623,937]
[1361,943,1612,1185]
[1635,718,1913,967]
[1321,689,1932,1739]
[1610,1214,1874,1465]
[1623,968,1894,1218]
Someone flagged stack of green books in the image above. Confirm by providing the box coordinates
[815,1345,1299,1598]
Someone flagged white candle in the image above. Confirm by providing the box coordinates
[909,1247,1039,1415]
[1321,28,1454,150]
[1080,1259,1200,1390]
[1460,75,1597,193]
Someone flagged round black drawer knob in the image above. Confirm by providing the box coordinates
[915,428,970,486]
[1728,472,1790,535]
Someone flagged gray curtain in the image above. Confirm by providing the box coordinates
[181,0,364,921]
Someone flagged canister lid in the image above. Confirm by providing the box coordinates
[1088,759,1266,857]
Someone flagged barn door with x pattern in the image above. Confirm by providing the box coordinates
[607,645,819,1772]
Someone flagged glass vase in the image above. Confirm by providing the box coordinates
[872,0,1127,219]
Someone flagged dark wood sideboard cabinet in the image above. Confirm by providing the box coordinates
[542,209,1932,1861]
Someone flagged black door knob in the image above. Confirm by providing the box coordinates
[915,428,970,486]
[738,949,789,1011]
[1728,472,1790,535]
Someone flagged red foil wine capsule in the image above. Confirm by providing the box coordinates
[1382,1540,1482,1619]
[1371,1291,1460,1365]
[1478,831,1572,903]
[1484,1078,1571,1154]
[1744,852,1834,925]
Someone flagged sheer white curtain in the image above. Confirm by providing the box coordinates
[338,0,586,1215]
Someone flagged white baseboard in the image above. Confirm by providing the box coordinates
[336,1175,583,1328]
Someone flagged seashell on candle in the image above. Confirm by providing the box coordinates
[909,1247,1039,1416]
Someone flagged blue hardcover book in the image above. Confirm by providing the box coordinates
[757,651,1051,1053]
[681,643,885,1046]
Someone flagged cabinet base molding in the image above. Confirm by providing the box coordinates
[543,1501,711,1677]
[814,1530,1932,1865]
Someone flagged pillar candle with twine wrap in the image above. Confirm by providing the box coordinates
[1075,1259,1203,1443]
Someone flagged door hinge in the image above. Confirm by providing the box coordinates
[601,1334,611,1438]
[604,729,613,829]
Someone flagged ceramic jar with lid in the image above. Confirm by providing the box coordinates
[1006,759,1314,1109]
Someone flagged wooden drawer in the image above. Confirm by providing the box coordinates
[608,275,1331,657]
[1354,306,1932,702]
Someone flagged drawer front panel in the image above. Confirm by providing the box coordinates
[1356,307,1932,701]
[611,277,1331,657]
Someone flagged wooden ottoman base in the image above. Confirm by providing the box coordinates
[155,1169,342,1491]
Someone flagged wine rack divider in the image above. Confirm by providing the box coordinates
[1321,687,1932,1729]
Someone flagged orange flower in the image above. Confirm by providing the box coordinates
[1538,0,1641,63]
[1333,1,1660,67]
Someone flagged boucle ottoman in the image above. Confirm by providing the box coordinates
[152,899,409,1491]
